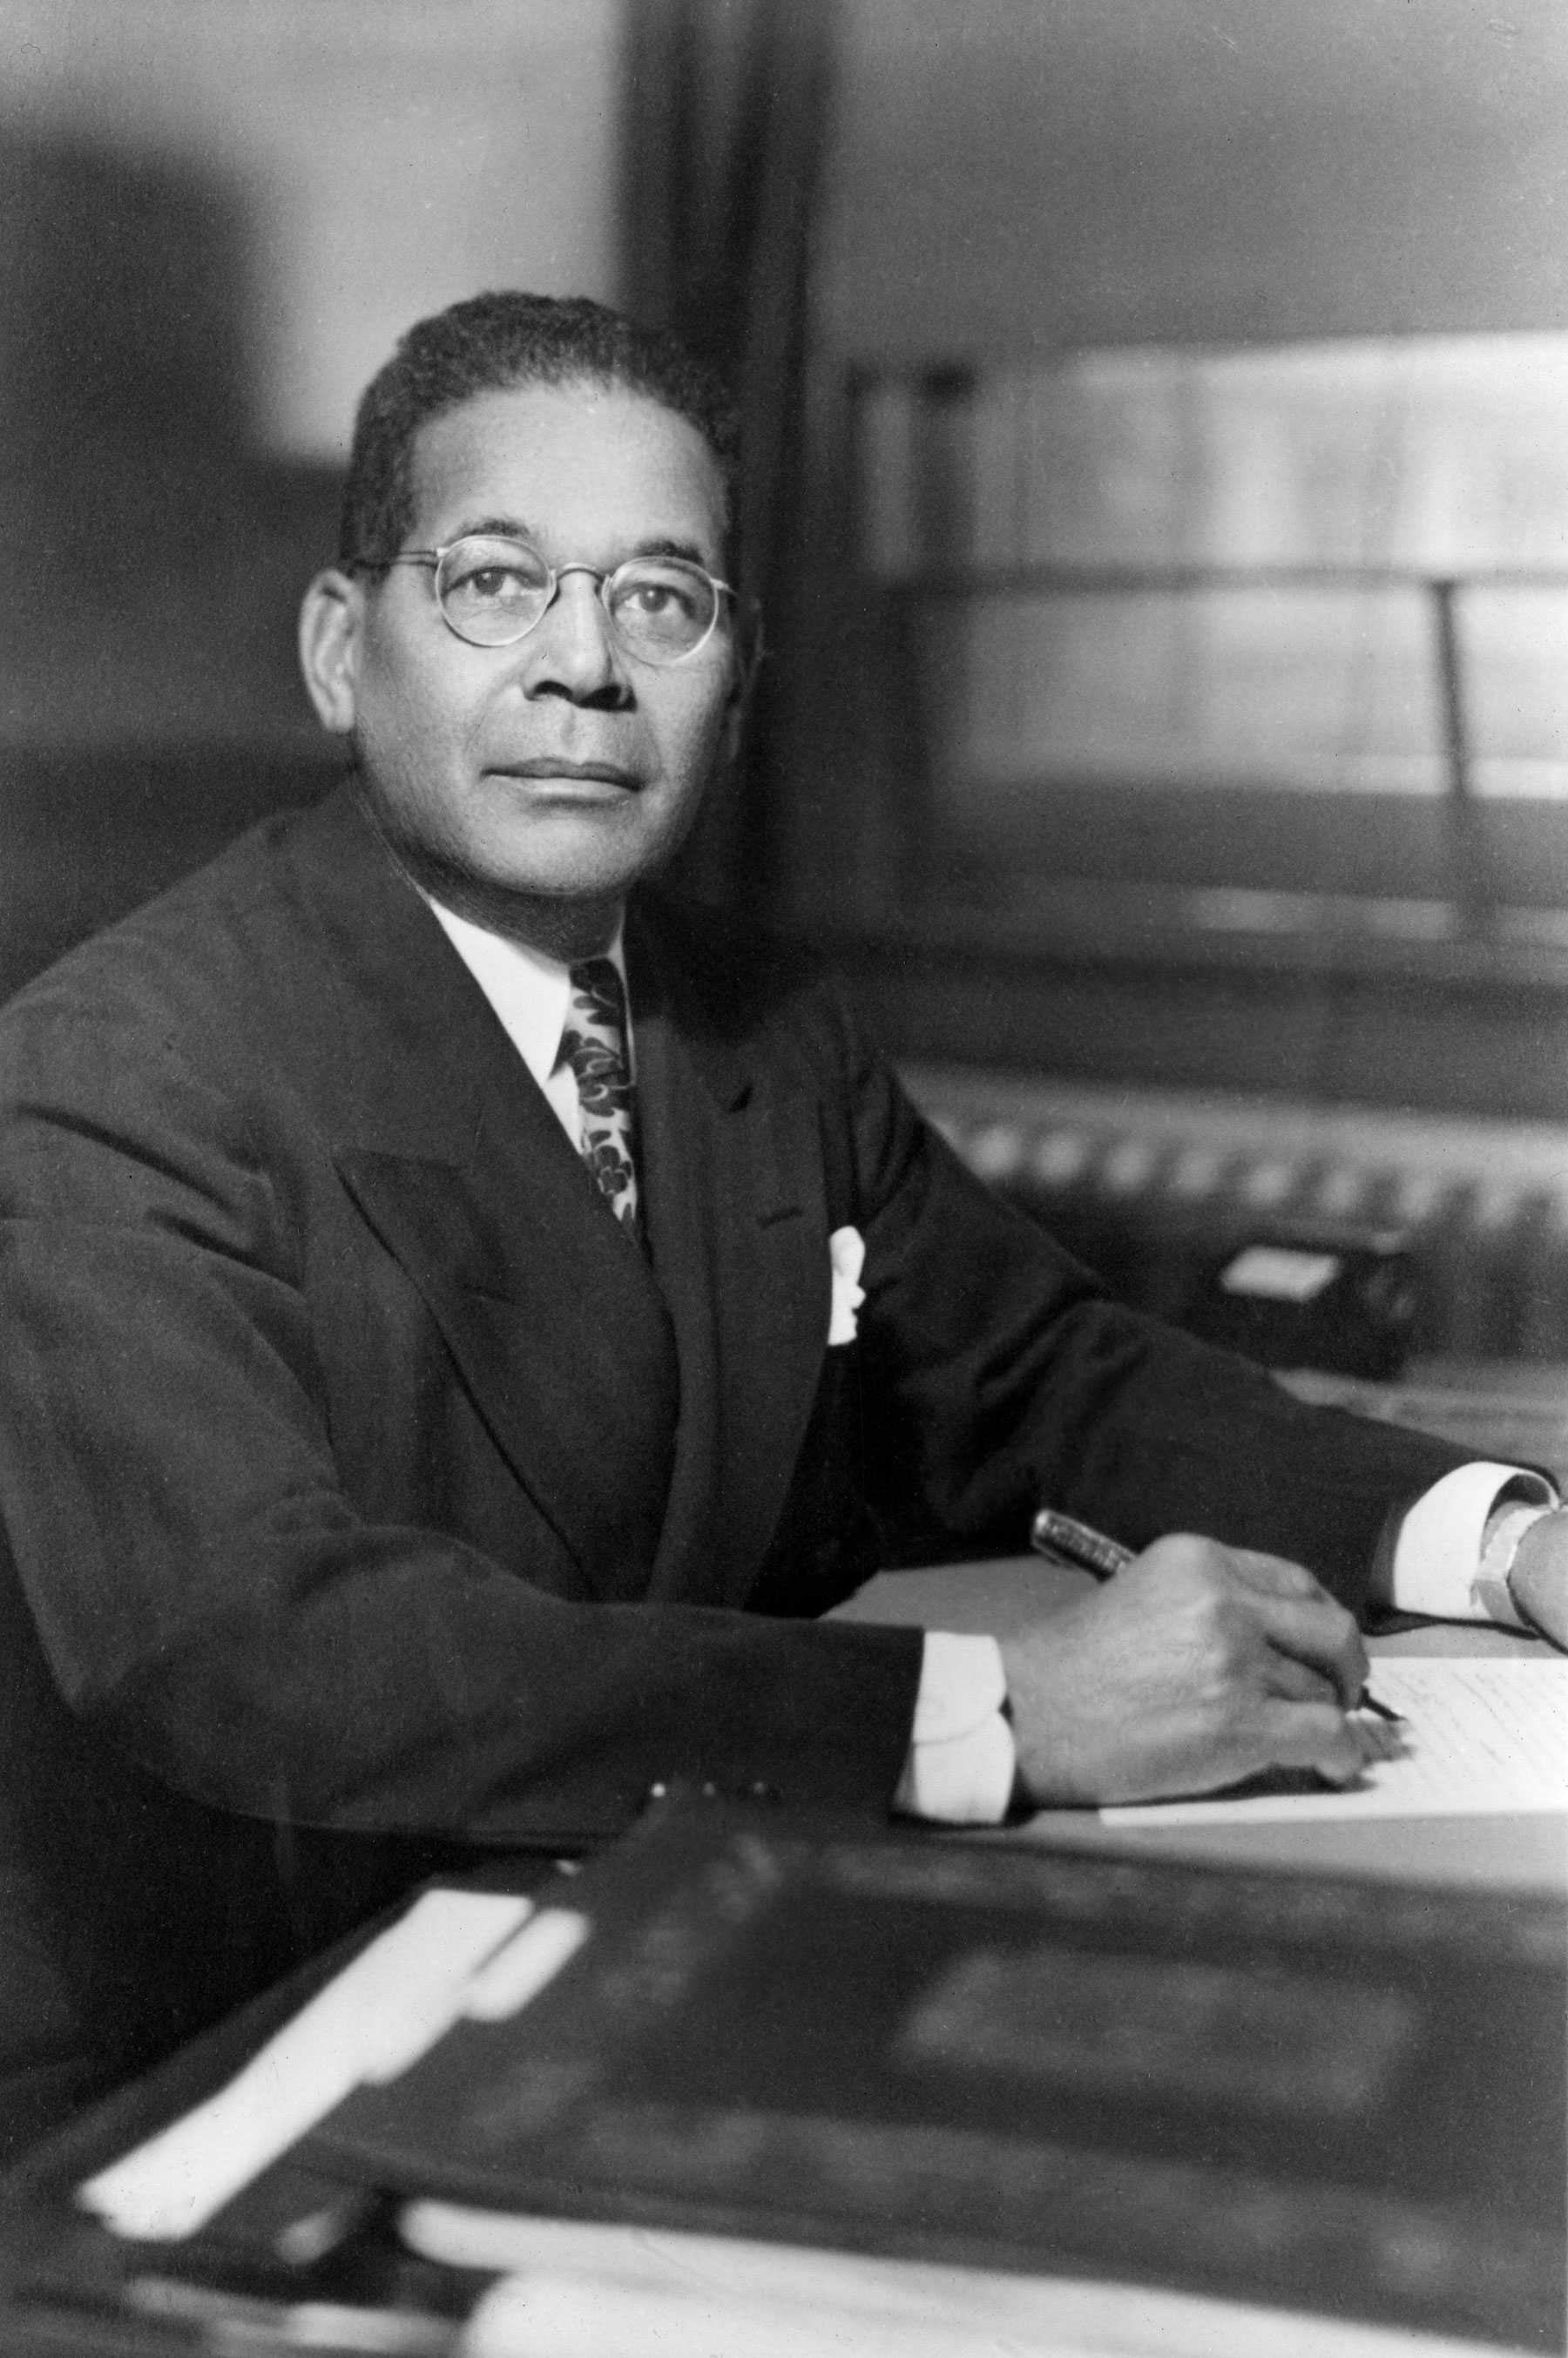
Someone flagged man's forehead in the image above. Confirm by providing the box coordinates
[405,379,729,559]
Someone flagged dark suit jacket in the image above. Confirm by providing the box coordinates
[0,784,1465,2133]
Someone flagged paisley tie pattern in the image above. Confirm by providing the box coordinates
[560,958,640,1233]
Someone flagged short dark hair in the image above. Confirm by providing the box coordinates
[337,291,740,568]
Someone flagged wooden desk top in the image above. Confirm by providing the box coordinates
[835,1557,1566,1893]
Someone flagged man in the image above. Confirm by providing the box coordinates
[0,293,1559,2133]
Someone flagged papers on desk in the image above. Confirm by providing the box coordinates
[422,2209,1524,2358]
[1104,1659,1568,1826]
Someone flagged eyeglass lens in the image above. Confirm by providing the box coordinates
[433,536,721,662]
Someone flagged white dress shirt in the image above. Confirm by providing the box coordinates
[428,897,1551,1828]
[427,900,630,1125]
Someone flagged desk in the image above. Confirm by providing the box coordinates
[3,1578,1561,2358]
[835,1557,1566,1893]
[6,1754,1558,2358]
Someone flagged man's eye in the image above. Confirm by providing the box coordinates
[622,577,700,619]
[456,565,532,602]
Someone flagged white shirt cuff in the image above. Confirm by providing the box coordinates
[893,1632,1015,1824]
[1389,1462,1556,1625]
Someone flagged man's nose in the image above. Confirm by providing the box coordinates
[517,571,629,703]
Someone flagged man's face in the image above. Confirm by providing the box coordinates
[304,379,738,936]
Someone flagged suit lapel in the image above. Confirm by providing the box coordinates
[274,796,832,1605]
[282,793,679,1594]
[629,905,829,1608]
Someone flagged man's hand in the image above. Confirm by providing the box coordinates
[1507,1508,1568,1650]
[1000,1536,1369,1807]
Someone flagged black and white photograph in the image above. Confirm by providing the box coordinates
[0,5,1561,2352]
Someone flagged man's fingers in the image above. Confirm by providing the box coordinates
[1508,1510,1568,1652]
[1213,1549,1365,1699]
[1260,1699,1369,1787]
[1245,1585,1368,1709]
[1226,1548,1335,1603]
[1261,1651,1342,1706]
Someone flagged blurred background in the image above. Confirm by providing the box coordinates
[7,0,1568,1398]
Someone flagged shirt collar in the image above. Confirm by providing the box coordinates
[424,896,628,1093]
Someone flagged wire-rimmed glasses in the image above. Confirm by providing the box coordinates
[356,535,736,666]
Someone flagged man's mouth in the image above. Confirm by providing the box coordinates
[494,759,639,788]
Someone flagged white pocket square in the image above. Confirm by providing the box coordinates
[828,1225,866,1347]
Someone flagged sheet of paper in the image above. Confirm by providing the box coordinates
[412,2206,1515,2358]
[1103,1659,1568,1826]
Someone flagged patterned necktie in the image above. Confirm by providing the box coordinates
[560,958,640,1233]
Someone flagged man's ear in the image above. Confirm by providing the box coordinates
[298,569,365,734]
[718,604,763,770]
[718,677,747,774]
